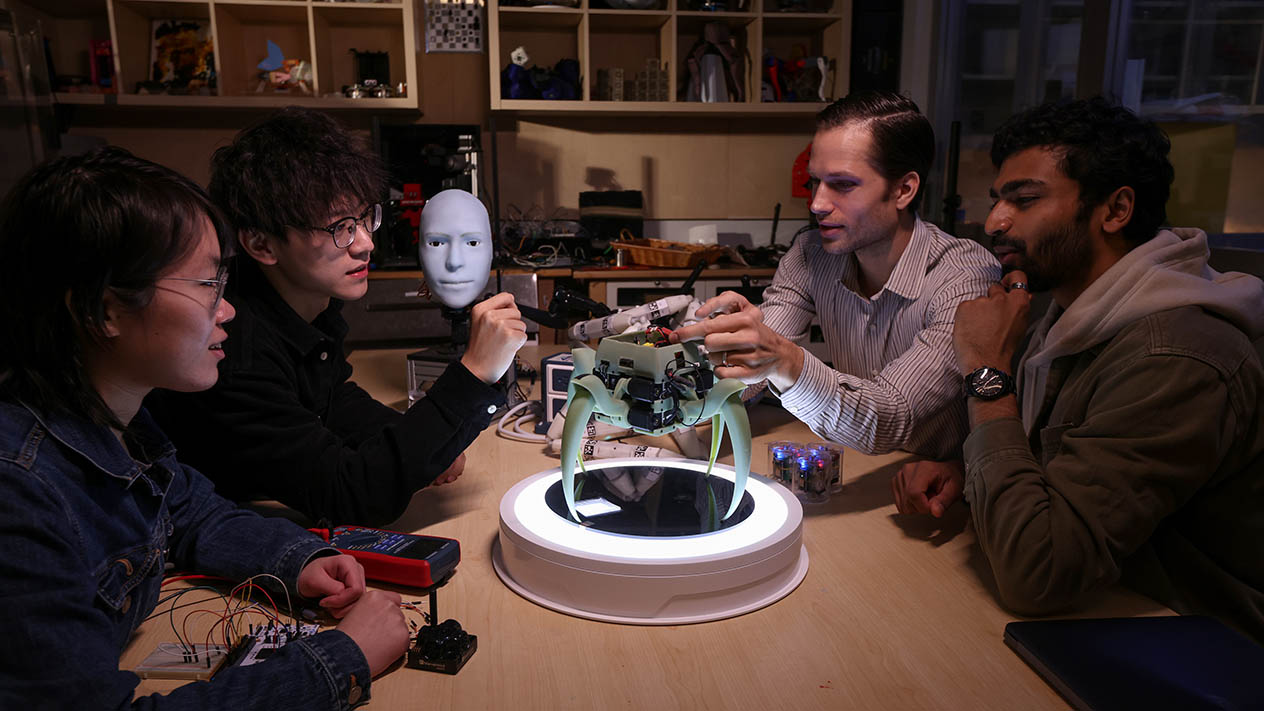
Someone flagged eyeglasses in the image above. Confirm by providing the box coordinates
[308,203,382,249]
[158,262,229,312]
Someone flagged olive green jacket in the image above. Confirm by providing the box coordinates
[963,231,1264,643]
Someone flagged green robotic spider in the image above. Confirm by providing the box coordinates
[559,329,751,523]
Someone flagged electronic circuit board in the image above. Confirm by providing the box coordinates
[226,622,320,668]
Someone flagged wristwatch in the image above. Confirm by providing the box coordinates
[964,366,1015,401]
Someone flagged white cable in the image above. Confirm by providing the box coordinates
[514,415,538,436]
[497,401,549,443]
[151,641,227,657]
[241,573,294,619]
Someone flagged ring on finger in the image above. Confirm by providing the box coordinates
[721,353,730,367]
[1010,281,1029,292]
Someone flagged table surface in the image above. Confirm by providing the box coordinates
[127,346,1169,709]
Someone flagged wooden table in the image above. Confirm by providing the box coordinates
[128,346,1169,709]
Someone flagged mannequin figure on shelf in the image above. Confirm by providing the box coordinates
[419,189,494,352]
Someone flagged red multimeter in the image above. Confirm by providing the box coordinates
[311,526,460,589]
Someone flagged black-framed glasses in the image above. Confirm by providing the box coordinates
[308,203,382,249]
[158,262,229,312]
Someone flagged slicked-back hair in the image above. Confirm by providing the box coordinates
[815,90,935,212]
[991,97,1174,247]
[210,106,388,243]
[0,146,233,429]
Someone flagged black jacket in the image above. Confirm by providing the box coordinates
[148,259,502,526]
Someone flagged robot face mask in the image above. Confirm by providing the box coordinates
[419,189,493,309]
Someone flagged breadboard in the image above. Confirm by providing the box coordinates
[135,643,230,681]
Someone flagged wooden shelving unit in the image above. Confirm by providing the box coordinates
[487,0,850,114]
[53,91,417,108]
[42,0,417,109]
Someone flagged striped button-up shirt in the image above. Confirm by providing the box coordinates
[763,217,1000,459]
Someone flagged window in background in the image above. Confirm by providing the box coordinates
[1121,1,1264,236]
[929,0,1263,242]
[1127,1,1262,111]
[928,0,1084,233]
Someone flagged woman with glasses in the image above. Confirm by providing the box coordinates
[148,107,527,527]
[0,147,408,708]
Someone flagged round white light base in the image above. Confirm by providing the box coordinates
[493,458,808,625]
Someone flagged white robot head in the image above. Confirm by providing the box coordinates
[419,189,493,309]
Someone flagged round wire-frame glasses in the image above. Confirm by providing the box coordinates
[159,260,229,312]
[312,203,383,249]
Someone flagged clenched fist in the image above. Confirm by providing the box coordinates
[461,292,528,384]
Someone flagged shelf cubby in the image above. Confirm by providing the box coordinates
[312,3,410,98]
[113,1,214,95]
[588,11,672,101]
[38,0,416,108]
[214,2,309,97]
[489,0,850,113]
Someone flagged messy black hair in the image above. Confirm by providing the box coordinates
[991,97,1174,247]
[0,146,233,429]
[209,106,388,242]
[816,90,935,212]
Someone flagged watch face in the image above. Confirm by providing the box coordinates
[969,367,1011,399]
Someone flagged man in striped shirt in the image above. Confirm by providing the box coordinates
[673,91,999,462]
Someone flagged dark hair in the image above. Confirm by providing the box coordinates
[816,90,935,212]
[990,97,1174,247]
[0,146,233,428]
[209,106,388,242]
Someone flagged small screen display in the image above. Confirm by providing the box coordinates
[331,527,452,560]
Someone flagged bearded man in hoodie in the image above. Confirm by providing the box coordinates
[892,97,1264,642]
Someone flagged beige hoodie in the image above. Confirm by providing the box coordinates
[1017,228,1264,433]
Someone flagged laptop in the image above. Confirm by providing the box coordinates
[1004,616,1264,711]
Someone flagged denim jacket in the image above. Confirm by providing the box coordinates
[0,401,372,710]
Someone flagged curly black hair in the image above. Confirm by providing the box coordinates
[816,91,935,212]
[209,106,388,242]
[991,97,1174,246]
[0,146,233,429]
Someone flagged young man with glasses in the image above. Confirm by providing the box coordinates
[149,107,527,527]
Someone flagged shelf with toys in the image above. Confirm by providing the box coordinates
[34,0,416,110]
[488,0,849,114]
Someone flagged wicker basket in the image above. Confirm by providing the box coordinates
[616,238,709,268]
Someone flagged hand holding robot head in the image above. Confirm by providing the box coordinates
[420,189,493,309]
